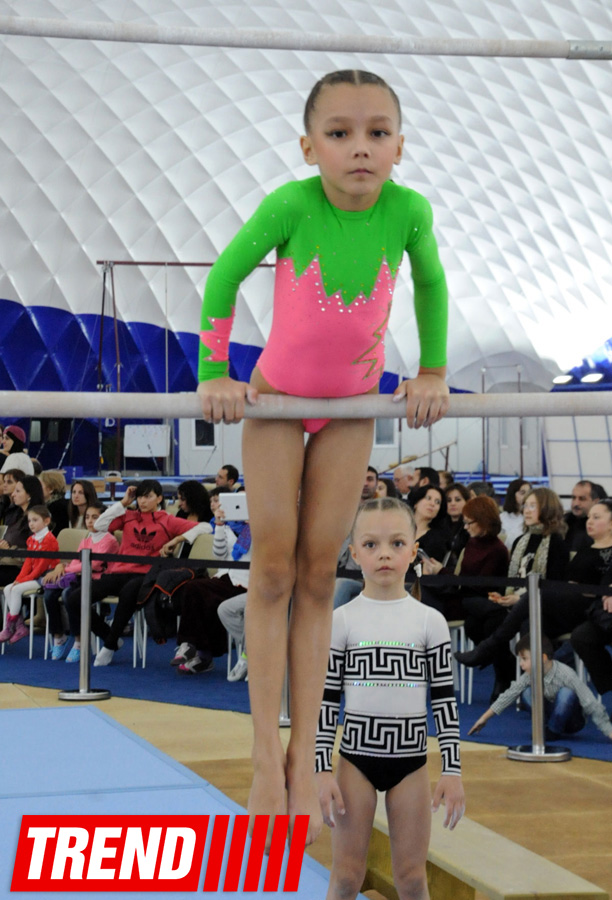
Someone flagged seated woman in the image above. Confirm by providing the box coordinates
[167,498,251,674]
[408,484,450,563]
[67,480,98,529]
[0,475,45,587]
[443,482,471,568]
[499,478,531,551]
[375,477,398,499]
[40,470,69,535]
[422,496,510,699]
[174,481,213,555]
[63,479,212,666]
[455,488,569,674]
[0,468,26,525]
[0,425,34,476]
[571,562,612,696]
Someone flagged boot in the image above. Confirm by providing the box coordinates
[9,615,29,644]
[0,613,19,643]
[454,635,499,669]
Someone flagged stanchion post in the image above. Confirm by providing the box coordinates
[507,572,570,762]
[58,548,111,702]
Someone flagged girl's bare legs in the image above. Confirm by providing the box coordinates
[326,756,377,900]
[386,765,432,900]
[287,417,374,844]
[242,416,305,841]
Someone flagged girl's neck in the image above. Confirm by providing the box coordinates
[592,536,612,549]
[362,580,409,601]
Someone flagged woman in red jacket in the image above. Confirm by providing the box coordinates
[64,479,211,665]
[0,504,59,644]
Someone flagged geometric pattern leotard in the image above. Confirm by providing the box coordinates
[199,177,448,398]
[315,593,461,777]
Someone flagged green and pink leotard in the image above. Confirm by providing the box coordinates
[199,176,448,432]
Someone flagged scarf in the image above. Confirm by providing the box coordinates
[507,524,550,592]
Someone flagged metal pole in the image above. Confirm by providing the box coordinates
[1,16,611,59]
[58,548,111,702]
[481,369,487,481]
[507,572,570,762]
[518,366,524,479]
[1,389,611,421]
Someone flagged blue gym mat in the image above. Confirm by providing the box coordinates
[0,706,352,898]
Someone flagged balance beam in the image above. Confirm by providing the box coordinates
[364,795,609,900]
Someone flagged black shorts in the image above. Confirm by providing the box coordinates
[340,750,426,792]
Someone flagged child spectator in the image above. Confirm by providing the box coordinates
[316,498,464,899]
[468,633,612,741]
[0,504,59,644]
[42,502,120,662]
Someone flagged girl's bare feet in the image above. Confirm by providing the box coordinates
[286,752,323,847]
[248,744,287,852]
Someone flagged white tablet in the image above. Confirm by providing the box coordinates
[219,493,249,521]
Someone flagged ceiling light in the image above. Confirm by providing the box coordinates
[580,373,604,383]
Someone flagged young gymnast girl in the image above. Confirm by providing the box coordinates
[316,498,464,900]
[197,70,450,846]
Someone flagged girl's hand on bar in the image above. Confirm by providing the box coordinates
[197,377,258,424]
[393,368,449,429]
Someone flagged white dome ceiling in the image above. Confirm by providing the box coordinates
[1,0,611,394]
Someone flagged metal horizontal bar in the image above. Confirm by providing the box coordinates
[1,390,610,420]
[1,16,611,59]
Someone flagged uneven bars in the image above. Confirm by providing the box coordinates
[1,391,610,420]
[0,16,611,59]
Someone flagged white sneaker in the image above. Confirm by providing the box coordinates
[93,640,122,667]
[228,657,248,682]
[94,646,115,667]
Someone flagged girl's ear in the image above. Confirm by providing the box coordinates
[410,541,419,564]
[300,134,317,166]
[393,133,405,165]
[349,542,358,564]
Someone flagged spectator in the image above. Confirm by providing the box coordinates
[0,475,45,586]
[376,477,398,499]
[64,480,211,666]
[169,499,251,674]
[438,470,454,490]
[215,465,239,490]
[0,468,26,524]
[443,482,471,568]
[392,464,416,499]
[415,466,440,487]
[332,466,381,609]
[408,484,449,562]
[422,495,510,699]
[43,501,120,662]
[500,478,531,550]
[0,504,59,645]
[0,425,34,476]
[564,480,607,553]
[468,481,498,502]
[217,593,249,681]
[67,480,98,529]
[31,459,43,476]
[361,465,378,502]
[40,470,69,535]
